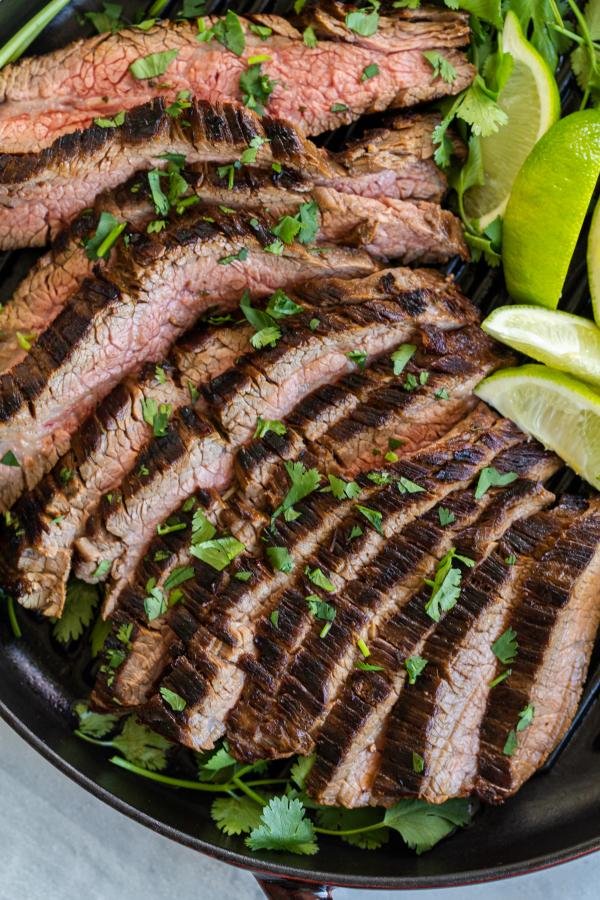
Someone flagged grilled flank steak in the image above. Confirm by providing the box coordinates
[0,7,473,153]
[0,102,456,251]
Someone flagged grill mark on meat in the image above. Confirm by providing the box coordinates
[71,284,480,614]
[0,207,374,513]
[1,322,252,615]
[139,410,520,751]
[0,13,473,153]
[307,444,561,806]
[370,498,578,806]
[475,497,600,803]
[226,440,556,763]
[0,213,96,372]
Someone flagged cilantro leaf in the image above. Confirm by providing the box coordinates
[112,717,171,770]
[397,477,424,495]
[362,62,380,80]
[52,579,99,644]
[424,549,474,622]
[383,798,471,854]
[198,744,237,780]
[316,806,390,850]
[84,2,124,33]
[405,655,428,685]
[272,461,321,522]
[84,211,126,260]
[159,686,187,712]
[492,627,518,665]
[265,290,303,318]
[240,62,276,115]
[391,343,417,375]
[475,466,518,500]
[503,728,518,756]
[129,48,179,80]
[206,10,245,56]
[75,702,118,738]
[254,417,287,439]
[517,703,535,731]
[267,546,294,573]
[438,507,455,526]
[94,110,125,128]
[291,754,315,790]
[246,796,318,855]
[356,504,383,533]
[190,536,245,571]
[325,474,361,500]
[144,584,167,622]
[423,50,457,84]
[212,796,264,835]
[0,450,20,467]
[191,509,216,544]
[346,5,380,37]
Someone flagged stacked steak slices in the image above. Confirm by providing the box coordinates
[1,2,599,815]
[0,5,473,153]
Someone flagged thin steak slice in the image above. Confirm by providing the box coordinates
[0,207,374,513]
[0,99,332,250]
[0,10,473,152]
[307,443,561,807]
[369,498,580,806]
[73,280,478,610]
[475,496,600,803]
[138,411,524,751]
[1,322,252,616]
[0,213,97,372]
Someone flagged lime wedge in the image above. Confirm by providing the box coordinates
[463,11,560,230]
[482,305,600,388]
[503,108,600,308]
[475,365,600,489]
[589,195,600,326]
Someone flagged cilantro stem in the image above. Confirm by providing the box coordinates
[75,731,114,748]
[110,756,243,790]
[6,596,21,639]
[146,0,170,15]
[0,0,70,68]
[314,822,385,837]
[232,775,267,805]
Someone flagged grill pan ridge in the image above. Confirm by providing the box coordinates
[0,1,599,895]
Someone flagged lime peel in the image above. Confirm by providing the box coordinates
[482,305,600,388]
[475,364,600,490]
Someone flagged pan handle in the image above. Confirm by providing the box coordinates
[254,876,333,899]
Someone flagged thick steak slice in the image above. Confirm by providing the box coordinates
[0,12,473,152]
[328,113,452,203]
[138,412,522,751]
[0,99,333,250]
[307,444,561,806]
[0,209,374,512]
[226,449,556,763]
[2,323,252,616]
[0,213,96,372]
[475,496,600,803]
[369,499,579,806]
[73,283,479,612]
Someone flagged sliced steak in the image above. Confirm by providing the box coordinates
[475,496,600,803]
[0,98,333,249]
[0,12,473,153]
[369,499,580,806]
[0,213,96,372]
[307,442,561,807]
[2,322,252,616]
[0,208,374,512]
[139,411,523,751]
[226,445,556,763]
[329,113,453,203]
[72,282,479,612]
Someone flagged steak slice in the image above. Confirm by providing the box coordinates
[369,498,580,806]
[1,322,252,616]
[0,12,473,153]
[138,411,522,751]
[475,496,600,803]
[72,282,479,612]
[0,213,96,372]
[0,208,374,513]
[307,443,561,807]
[329,113,453,203]
[225,446,556,763]
[0,98,333,250]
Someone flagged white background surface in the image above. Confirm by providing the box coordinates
[1,718,598,900]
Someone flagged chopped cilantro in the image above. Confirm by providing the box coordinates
[270,609,280,628]
[190,536,245,571]
[218,247,249,266]
[405,655,428,685]
[240,62,276,115]
[254,417,287,439]
[492,627,518,665]
[391,343,417,375]
[474,467,518,500]
[347,349,367,369]
[129,48,179,79]
[266,546,294,573]
[93,110,125,128]
[345,2,380,37]
[356,660,384,672]
[503,729,518,757]
[356,504,383,533]
[305,567,335,593]
[303,25,317,47]
[325,474,361,500]
[362,62,380,80]
[0,450,19,467]
[412,752,425,774]
[331,102,349,113]
[438,507,455,527]
[424,548,474,622]
[272,460,321,522]
[423,50,457,84]
[84,211,126,260]
[92,559,112,580]
[141,396,172,437]
[356,637,370,658]
[144,583,167,622]
[159,686,187,712]
[397,477,424,494]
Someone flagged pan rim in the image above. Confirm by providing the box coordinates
[2,694,599,891]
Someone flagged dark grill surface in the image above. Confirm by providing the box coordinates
[0,0,599,887]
